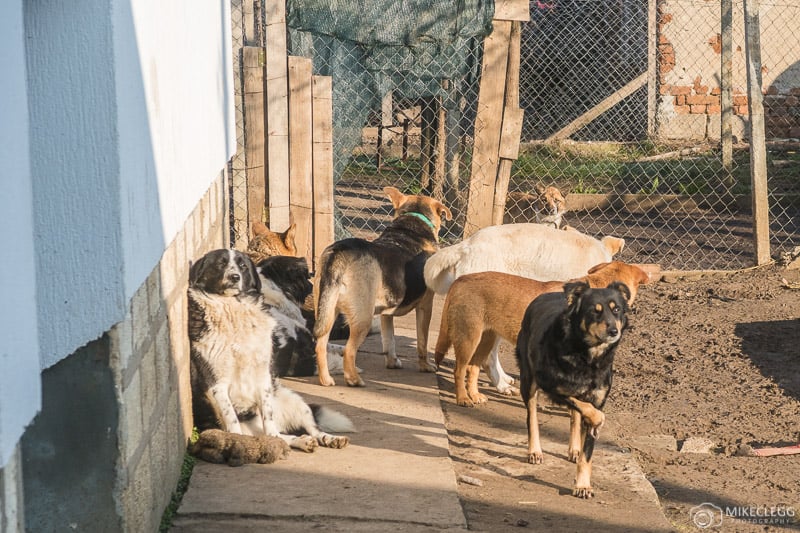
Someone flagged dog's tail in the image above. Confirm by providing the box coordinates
[424,244,464,295]
[433,293,453,367]
[313,249,343,339]
[311,405,356,433]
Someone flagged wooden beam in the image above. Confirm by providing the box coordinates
[265,4,291,231]
[464,19,512,237]
[647,0,657,137]
[288,56,314,263]
[546,71,648,142]
[493,20,523,226]
[744,0,771,265]
[243,46,266,230]
[494,0,530,21]
[312,75,334,271]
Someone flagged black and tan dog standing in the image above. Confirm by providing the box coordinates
[313,186,452,387]
[515,281,630,498]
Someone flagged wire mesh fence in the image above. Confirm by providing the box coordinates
[233,0,800,271]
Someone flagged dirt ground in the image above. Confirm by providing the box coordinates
[434,263,800,532]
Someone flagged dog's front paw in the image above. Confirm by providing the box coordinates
[344,374,365,387]
[291,435,318,453]
[527,451,543,464]
[573,486,594,499]
[496,383,519,396]
[418,358,436,373]
[567,447,580,463]
[318,434,350,449]
[385,355,403,369]
[584,410,605,438]
[318,374,336,387]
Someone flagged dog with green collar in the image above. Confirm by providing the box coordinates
[313,186,452,387]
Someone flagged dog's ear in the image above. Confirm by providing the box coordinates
[564,281,590,314]
[601,236,625,256]
[436,201,453,221]
[189,254,210,288]
[282,223,298,255]
[383,186,407,212]
[241,252,262,295]
[252,221,269,238]
[535,183,546,196]
[608,281,631,307]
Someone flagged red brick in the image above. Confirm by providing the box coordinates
[710,87,721,96]
[676,95,685,105]
[674,105,690,114]
[659,84,672,95]
[670,85,692,96]
[686,94,718,105]
[660,12,673,24]
[708,34,722,54]
[733,95,748,106]
[735,105,749,115]
[706,105,721,114]
[690,104,707,114]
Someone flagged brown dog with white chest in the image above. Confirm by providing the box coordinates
[433,261,648,408]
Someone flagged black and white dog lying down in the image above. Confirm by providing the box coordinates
[188,249,353,452]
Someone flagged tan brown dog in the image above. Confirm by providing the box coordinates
[504,185,568,228]
[314,186,452,387]
[433,261,648,409]
[247,221,298,264]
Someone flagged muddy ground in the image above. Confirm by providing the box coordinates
[434,263,800,532]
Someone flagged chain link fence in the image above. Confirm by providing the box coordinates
[233,0,800,271]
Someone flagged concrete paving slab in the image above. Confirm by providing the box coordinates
[172,316,468,532]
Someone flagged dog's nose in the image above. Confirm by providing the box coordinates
[229,273,241,282]
[607,326,618,337]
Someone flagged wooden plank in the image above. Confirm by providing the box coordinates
[288,56,314,263]
[743,0,771,265]
[494,0,530,21]
[312,75,334,270]
[493,21,523,226]
[546,71,647,142]
[721,0,734,173]
[243,46,266,229]
[265,19,290,231]
[265,0,286,25]
[464,19,512,237]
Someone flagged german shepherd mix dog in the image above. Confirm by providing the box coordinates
[313,186,452,387]
[434,262,647,407]
[189,249,353,453]
[515,281,630,498]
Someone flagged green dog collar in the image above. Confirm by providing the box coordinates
[406,211,435,229]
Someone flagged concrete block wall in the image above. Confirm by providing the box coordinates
[110,169,228,531]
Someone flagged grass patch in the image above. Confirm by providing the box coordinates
[159,429,199,532]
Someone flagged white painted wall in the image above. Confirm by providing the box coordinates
[0,0,42,468]
[23,0,235,369]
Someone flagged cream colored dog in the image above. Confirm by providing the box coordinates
[433,261,648,409]
[424,223,625,395]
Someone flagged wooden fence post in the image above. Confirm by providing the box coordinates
[312,75,334,270]
[743,0,771,265]
[288,56,314,263]
[265,0,291,231]
[243,46,266,231]
[721,0,734,175]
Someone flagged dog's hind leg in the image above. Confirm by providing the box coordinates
[573,426,596,499]
[414,290,436,372]
[482,339,517,395]
[567,408,582,462]
[380,315,401,369]
[525,386,544,464]
[463,332,495,406]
